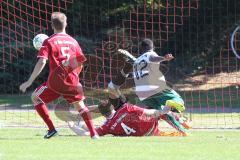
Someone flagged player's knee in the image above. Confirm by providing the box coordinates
[73,100,86,111]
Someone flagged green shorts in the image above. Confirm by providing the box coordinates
[141,89,184,110]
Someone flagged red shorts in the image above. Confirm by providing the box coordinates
[32,82,84,105]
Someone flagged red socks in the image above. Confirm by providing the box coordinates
[35,103,96,137]
[79,107,97,137]
[35,103,55,131]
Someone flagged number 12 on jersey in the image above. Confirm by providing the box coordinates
[134,59,149,79]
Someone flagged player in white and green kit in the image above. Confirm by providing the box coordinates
[110,39,189,133]
[133,39,185,112]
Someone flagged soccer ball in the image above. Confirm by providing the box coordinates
[33,34,49,50]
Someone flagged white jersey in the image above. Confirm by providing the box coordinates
[133,51,170,101]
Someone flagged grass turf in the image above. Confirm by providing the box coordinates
[1,109,239,129]
[0,92,239,160]
[0,128,239,160]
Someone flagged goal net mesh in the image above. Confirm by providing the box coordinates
[0,0,239,129]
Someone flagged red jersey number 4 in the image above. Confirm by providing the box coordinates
[120,122,136,135]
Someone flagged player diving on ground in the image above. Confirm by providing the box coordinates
[68,86,187,137]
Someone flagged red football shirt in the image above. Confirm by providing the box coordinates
[96,103,159,136]
[37,33,86,95]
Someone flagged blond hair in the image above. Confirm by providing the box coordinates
[51,12,67,31]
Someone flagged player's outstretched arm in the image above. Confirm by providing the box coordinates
[149,53,174,62]
[68,121,108,136]
[68,121,90,136]
[117,49,137,61]
[19,58,47,92]
[143,106,171,118]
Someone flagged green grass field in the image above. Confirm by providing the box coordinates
[0,129,239,160]
[0,93,240,160]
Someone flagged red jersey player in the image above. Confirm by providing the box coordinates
[68,96,187,137]
[19,12,99,139]
[96,100,166,136]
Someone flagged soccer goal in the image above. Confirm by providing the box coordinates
[0,0,239,129]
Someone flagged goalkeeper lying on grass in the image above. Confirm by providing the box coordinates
[68,88,188,137]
